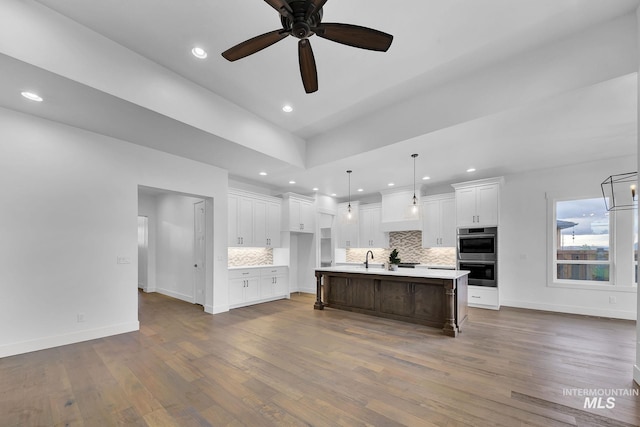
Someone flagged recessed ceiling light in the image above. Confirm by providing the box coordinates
[312,187,319,191]
[259,172,268,176]
[466,168,476,173]
[191,47,208,59]
[289,180,296,184]
[357,188,364,192]
[331,193,337,197]
[422,176,431,180]
[282,105,293,113]
[388,183,395,187]
[21,91,43,102]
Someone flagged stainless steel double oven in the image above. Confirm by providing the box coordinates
[457,226,497,287]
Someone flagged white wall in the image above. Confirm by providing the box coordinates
[500,155,637,319]
[0,107,229,357]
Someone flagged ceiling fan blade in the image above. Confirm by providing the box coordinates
[314,23,393,52]
[222,29,289,61]
[263,0,294,18]
[304,0,329,20]
[298,39,318,94]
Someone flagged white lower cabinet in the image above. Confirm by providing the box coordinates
[229,269,260,307]
[468,285,499,310]
[260,266,288,299]
[229,266,289,309]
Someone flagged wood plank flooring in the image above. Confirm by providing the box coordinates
[1,291,639,426]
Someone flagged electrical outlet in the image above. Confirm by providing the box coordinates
[77,313,85,323]
[117,257,131,264]
[609,296,617,304]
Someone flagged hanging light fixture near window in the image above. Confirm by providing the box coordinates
[601,171,638,211]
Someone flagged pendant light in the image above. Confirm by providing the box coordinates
[346,170,353,220]
[410,154,420,216]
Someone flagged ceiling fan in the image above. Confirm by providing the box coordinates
[221,0,394,94]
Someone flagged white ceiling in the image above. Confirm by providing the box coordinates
[1,0,638,200]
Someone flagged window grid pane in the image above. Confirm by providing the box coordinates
[557,264,610,281]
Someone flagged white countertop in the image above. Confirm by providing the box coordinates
[228,264,288,270]
[316,266,469,280]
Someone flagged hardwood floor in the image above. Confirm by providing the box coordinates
[1,291,639,426]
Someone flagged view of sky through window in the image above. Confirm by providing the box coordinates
[556,197,610,251]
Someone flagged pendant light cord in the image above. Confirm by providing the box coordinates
[347,170,352,212]
[411,154,418,205]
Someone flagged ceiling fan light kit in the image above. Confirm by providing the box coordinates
[221,0,394,93]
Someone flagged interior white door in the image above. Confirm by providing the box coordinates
[194,201,206,306]
[137,216,148,289]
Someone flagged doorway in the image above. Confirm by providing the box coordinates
[319,213,334,267]
[138,186,213,310]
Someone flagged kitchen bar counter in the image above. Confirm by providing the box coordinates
[314,267,469,336]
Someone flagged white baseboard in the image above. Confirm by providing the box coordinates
[211,304,229,314]
[500,299,636,320]
[156,288,194,304]
[295,286,316,295]
[0,321,139,358]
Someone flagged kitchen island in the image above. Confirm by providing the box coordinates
[314,266,469,337]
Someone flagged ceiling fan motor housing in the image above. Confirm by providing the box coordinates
[281,0,323,39]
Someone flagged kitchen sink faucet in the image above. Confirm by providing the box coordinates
[365,250,374,269]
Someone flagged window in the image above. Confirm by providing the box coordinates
[554,197,611,284]
[549,193,637,290]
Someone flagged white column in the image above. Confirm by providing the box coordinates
[634,5,640,386]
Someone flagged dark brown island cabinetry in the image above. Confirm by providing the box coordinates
[314,268,469,337]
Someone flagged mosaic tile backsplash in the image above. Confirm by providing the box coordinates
[346,231,456,266]
[228,248,273,267]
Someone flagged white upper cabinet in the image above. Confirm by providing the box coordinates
[282,193,315,233]
[421,195,456,248]
[336,202,359,248]
[253,199,282,248]
[452,177,503,227]
[228,192,254,246]
[229,189,282,247]
[359,204,388,248]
